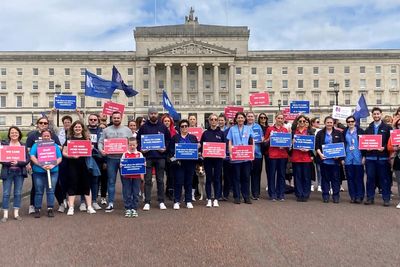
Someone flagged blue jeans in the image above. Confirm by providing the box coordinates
[204,158,223,200]
[106,158,121,204]
[144,158,166,204]
[250,158,263,198]
[231,161,251,201]
[174,161,195,203]
[345,164,365,201]
[365,159,391,201]
[267,158,288,200]
[121,177,141,210]
[2,170,24,209]
[320,163,340,201]
[32,171,59,209]
[292,162,312,199]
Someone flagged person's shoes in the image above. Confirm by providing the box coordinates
[14,216,22,221]
[279,198,285,202]
[143,203,150,211]
[105,204,114,213]
[234,199,241,204]
[28,205,35,214]
[329,189,333,195]
[100,198,107,205]
[340,186,345,192]
[206,199,212,208]
[79,203,87,212]
[124,209,132,218]
[244,198,252,204]
[87,206,96,214]
[364,199,374,205]
[354,199,362,204]
[220,197,227,201]
[1,217,7,223]
[317,186,322,192]
[57,203,66,213]
[333,199,339,204]
[34,209,40,218]
[131,209,138,217]
[173,203,180,210]
[67,207,74,216]
[186,202,194,209]
[383,201,390,207]
[323,199,329,203]
[47,209,54,218]
[92,202,102,210]
[296,198,302,202]
[311,185,315,192]
[159,203,167,210]
[213,199,219,207]
[396,202,400,209]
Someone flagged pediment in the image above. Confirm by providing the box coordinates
[148,40,236,56]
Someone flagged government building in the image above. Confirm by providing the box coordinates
[1,10,399,129]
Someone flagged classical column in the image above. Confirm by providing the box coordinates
[213,63,220,105]
[197,63,204,104]
[228,63,235,105]
[149,63,156,105]
[181,63,188,105]
[165,63,172,97]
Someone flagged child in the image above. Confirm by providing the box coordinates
[120,137,144,218]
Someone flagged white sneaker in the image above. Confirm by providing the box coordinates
[87,206,96,214]
[186,202,193,209]
[317,186,322,192]
[79,203,87,212]
[311,185,315,192]
[92,202,102,210]
[396,202,400,209]
[143,203,150,211]
[28,205,35,214]
[340,186,345,192]
[329,189,333,195]
[206,199,212,208]
[67,207,74,216]
[173,203,180,210]
[57,203,65,213]
[100,198,107,205]
[213,199,219,207]
[159,203,167,210]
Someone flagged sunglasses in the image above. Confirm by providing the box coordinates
[259,117,267,119]
[89,119,98,121]
[210,118,217,121]
[315,121,320,123]
[38,121,48,125]
[298,120,306,123]
[347,120,355,123]
[180,125,188,128]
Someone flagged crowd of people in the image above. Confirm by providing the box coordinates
[1,106,400,222]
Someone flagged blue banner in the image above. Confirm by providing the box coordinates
[253,128,263,143]
[322,142,346,159]
[141,134,165,150]
[175,143,198,160]
[270,132,292,147]
[163,90,181,120]
[290,101,310,114]
[54,95,76,110]
[85,70,117,99]
[293,135,315,150]
[121,158,146,175]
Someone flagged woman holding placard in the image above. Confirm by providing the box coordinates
[315,116,344,203]
[62,121,96,215]
[162,114,177,200]
[30,130,62,218]
[1,127,30,222]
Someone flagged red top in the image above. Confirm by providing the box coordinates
[291,128,313,163]
[122,151,143,179]
[265,125,289,159]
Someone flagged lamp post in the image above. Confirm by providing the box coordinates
[278,99,282,111]
[55,84,62,127]
[333,82,340,106]
[31,111,34,126]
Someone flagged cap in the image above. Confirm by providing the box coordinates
[148,107,158,114]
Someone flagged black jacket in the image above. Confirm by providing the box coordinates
[0,141,30,179]
[169,133,198,158]
[200,127,225,153]
[137,120,171,159]
[363,121,392,158]
[315,127,344,162]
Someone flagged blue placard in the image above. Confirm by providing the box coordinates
[121,158,146,175]
[175,143,198,160]
[253,128,263,143]
[322,142,346,159]
[141,134,165,150]
[290,101,310,114]
[270,132,292,147]
[54,95,77,110]
[293,135,315,150]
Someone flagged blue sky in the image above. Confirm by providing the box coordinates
[1,0,400,51]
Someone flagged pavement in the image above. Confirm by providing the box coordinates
[1,173,400,266]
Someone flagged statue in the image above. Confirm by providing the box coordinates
[185,7,198,23]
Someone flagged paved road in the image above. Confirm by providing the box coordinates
[1,175,400,266]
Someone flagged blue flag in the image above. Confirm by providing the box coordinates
[85,70,117,99]
[112,66,138,97]
[162,90,180,120]
[353,94,369,124]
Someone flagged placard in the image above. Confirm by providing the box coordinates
[224,106,244,119]
[0,146,26,162]
[249,92,270,106]
[322,142,346,159]
[175,143,198,160]
[358,135,382,150]
[202,142,226,158]
[293,135,315,150]
[252,128,263,143]
[104,138,128,154]
[270,132,292,148]
[290,101,310,114]
[332,105,352,120]
[390,129,400,146]
[231,145,254,161]
[102,101,125,116]
[54,95,77,110]
[141,134,165,150]
[188,127,203,141]
[67,140,92,157]
[121,158,146,175]
[37,141,57,165]
[283,107,298,121]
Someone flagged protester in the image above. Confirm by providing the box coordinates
[188,114,201,200]
[388,118,400,208]
[218,114,228,131]
[1,127,29,222]
[162,114,177,200]
[310,117,322,192]
[128,119,137,138]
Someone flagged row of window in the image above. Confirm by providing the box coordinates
[0,67,135,76]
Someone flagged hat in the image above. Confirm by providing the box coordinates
[148,107,158,114]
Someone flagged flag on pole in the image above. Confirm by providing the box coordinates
[112,66,138,97]
[85,70,117,99]
[353,94,369,124]
[162,90,180,120]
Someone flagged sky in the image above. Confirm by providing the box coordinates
[1,0,400,51]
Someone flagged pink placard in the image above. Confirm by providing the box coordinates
[249,92,270,106]
[102,101,125,116]
[188,127,204,141]
[391,129,400,146]
[37,146,57,164]
[67,140,92,157]
[0,146,26,162]
[283,107,298,121]
[231,145,254,161]
[224,106,244,119]
[202,142,226,158]
[358,135,382,150]
[104,138,128,154]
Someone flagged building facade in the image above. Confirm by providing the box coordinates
[0,11,400,129]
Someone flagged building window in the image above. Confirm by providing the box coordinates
[235,80,241,89]
[189,68,195,76]
[345,79,350,88]
[220,94,227,105]
[296,93,304,100]
[391,92,399,105]
[391,79,398,88]
[282,94,289,106]
[49,81,54,90]
[96,68,102,75]
[143,68,149,75]
[236,67,242,75]
[17,81,22,90]
[344,93,351,105]
[0,68,6,75]
[33,81,38,90]
[266,67,272,75]
[16,95,23,107]
[0,117,5,126]
[189,94,196,104]
[205,95,212,105]
[360,66,366,74]
[143,80,149,89]
[80,81,85,90]
[329,93,335,106]
[96,100,102,107]
[64,81,70,90]
[376,92,382,105]
[236,95,242,105]
[173,94,181,105]
[189,80,196,90]
[33,68,39,75]
[298,80,303,88]
[49,68,54,76]
[375,66,381,74]
[173,68,180,75]
[269,94,273,105]
[313,67,319,75]
[205,68,211,75]
[282,67,288,75]
[127,100,134,107]
[251,80,257,89]
[313,79,319,88]
[143,96,149,106]
[65,68,70,75]
[391,65,397,74]
[80,95,85,108]
[0,81,5,90]
[159,80,164,89]
[344,66,350,74]
[313,93,320,107]
[80,68,85,75]
[297,67,303,75]
[329,79,335,88]
[220,80,227,89]
[376,79,381,88]
[220,68,226,75]
[17,68,23,75]
[48,96,54,108]
[0,96,6,108]
[173,80,180,90]
[205,80,211,89]
[127,68,133,75]
[32,96,38,107]
[282,80,288,89]
[16,116,22,126]
[329,67,335,74]
[360,79,366,88]
[251,67,257,75]
[266,80,272,89]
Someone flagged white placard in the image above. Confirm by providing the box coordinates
[332,105,352,120]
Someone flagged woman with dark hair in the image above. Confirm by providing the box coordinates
[227,112,254,204]
[1,127,29,222]
[135,116,146,130]
[315,116,344,203]
[162,114,177,200]
[62,121,96,215]
[128,119,137,138]
[257,113,269,134]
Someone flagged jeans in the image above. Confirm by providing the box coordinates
[315,163,322,186]
[320,163,340,201]
[267,158,288,200]
[204,158,223,200]
[222,160,232,198]
[144,158,166,204]
[365,160,391,201]
[32,171,59,209]
[2,170,24,209]
[121,177,141,210]
[250,158,263,198]
[345,164,365,201]
[174,161,195,203]
[292,162,312,199]
[231,161,251,201]
[106,158,121,204]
